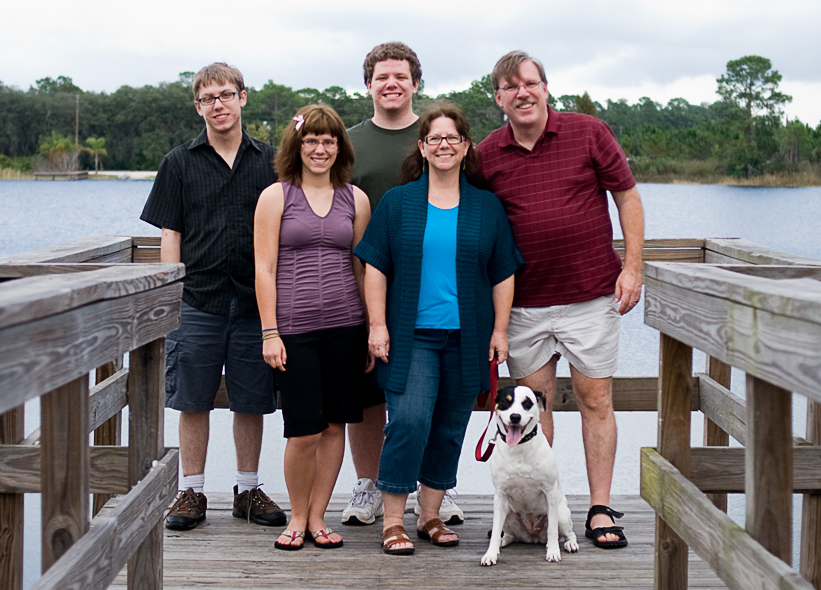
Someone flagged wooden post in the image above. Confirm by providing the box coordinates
[801,401,821,587]
[746,375,792,564]
[41,375,89,573]
[703,355,731,512]
[0,406,24,590]
[655,333,692,590]
[93,357,124,516]
[127,338,165,589]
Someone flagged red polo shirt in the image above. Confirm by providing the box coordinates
[477,106,635,307]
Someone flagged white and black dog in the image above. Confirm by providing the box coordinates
[480,385,579,565]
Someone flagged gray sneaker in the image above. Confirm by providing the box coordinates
[232,485,287,527]
[341,478,384,525]
[414,486,464,525]
[166,488,207,531]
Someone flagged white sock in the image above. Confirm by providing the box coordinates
[237,471,259,493]
[182,473,205,494]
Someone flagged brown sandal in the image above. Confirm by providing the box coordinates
[381,524,415,555]
[416,517,459,546]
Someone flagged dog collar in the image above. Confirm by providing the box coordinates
[497,427,539,446]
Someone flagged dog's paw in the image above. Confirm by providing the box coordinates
[481,550,500,566]
[546,543,562,562]
[564,537,580,553]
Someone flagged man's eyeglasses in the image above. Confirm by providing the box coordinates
[197,91,240,106]
[499,81,543,95]
[302,138,338,149]
[423,135,465,146]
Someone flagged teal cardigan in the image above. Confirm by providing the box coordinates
[354,173,523,396]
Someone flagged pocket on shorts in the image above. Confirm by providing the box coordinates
[165,338,178,396]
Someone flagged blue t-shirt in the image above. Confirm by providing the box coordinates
[415,203,460,329]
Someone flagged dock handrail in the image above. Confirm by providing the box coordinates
[642,248,821,589]
[0,238,183,589]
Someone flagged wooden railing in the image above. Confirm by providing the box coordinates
[641,244,821,589]
[0,235,183,589]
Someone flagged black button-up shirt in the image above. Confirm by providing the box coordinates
[141,128,277,316]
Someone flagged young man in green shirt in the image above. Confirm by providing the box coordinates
[342,42,464,527]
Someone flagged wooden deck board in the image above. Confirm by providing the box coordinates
[108,494,726,589]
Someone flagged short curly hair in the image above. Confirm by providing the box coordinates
[274,104,355,188]
[362,42,422,86]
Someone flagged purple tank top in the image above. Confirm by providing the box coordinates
[276,181,365,334]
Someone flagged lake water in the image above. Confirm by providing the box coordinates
[2,179,820,586]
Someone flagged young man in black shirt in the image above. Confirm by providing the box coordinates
[141,62,285,531]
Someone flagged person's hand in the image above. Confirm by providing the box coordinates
[369,325,390,363]
[365,350,376,373]
[488,329,508,363]
[263,337,287,371]
[614,265,642,315]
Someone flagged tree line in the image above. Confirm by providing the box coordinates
[1,56,819,180]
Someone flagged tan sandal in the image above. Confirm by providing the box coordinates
[381,524,415,555]
[416,517,459,546]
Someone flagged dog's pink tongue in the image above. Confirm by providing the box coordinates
[506,425,524,446]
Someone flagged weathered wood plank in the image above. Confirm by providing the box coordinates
[0,446,130,494]
[0,263,184,329]
[0,235,133,265]
[697,373,746,445]
[0,282,182,415]
[41,377,89,573]
[655,334,692,590]
[801,401,821,588]
[688,447,821,493]
[131,237,161,248]
[644,267,821,403]
[705,238,821,267]
[127,338,165,590]
[30,450,178,590]
[0,406,24,590]
[703,357,731,512]
[89,367,128,433]
[641,448,814,590]
[746,376,792,564]
[0,263,132,278]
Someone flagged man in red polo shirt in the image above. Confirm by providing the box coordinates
[477,50,644,550]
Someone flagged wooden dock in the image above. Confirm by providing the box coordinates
[109,494,726,589]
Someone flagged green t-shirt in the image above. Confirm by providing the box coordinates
[347,119,419,212]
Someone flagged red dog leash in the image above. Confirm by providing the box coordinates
[475,358,499,462]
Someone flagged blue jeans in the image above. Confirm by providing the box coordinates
[376,329,477,495]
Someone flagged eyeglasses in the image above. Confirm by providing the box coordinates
[197,91,240,106]
[423,135,465,146]
[499,81,543,95]
[302,138,338,149]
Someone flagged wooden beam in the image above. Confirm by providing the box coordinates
[41,376,89,573]
[801,400,821,588]
[0,235,133,265]
[0,282,182,415]
[705,238,821,267]
[746,376,793,564]
[0,406,24,590]
[0,446,129,494]
[688,447,821,493]
[127,338,166,590]
[641,448,814,590]
[703,356,731,513]
[655,333,692,590]
[93,360,124,516]
[698,373,746,445]
[30,450,178,590]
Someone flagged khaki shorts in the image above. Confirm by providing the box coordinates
[507,295,620,380]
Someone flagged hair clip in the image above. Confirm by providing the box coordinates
[293,114,305,131]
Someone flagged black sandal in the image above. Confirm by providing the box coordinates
[585,505,627,549]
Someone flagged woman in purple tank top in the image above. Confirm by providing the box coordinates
[255,105,372,551]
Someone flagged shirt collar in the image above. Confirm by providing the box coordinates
[188,127,262,152]
[499,104,560,150]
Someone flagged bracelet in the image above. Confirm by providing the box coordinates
[261,328,279,333]
[262,332,281,341]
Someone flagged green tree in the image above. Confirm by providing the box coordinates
[575,92,597,117]
[85,137,107,173]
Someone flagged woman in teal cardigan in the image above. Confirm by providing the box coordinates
[354,101,523,555]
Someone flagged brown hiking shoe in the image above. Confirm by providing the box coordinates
[233,485,287,526]
[166,488,207,531]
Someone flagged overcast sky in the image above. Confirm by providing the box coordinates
[3,0,820,125]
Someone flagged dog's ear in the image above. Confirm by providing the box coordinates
[533,389,547,412]
[495,386,516,410]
